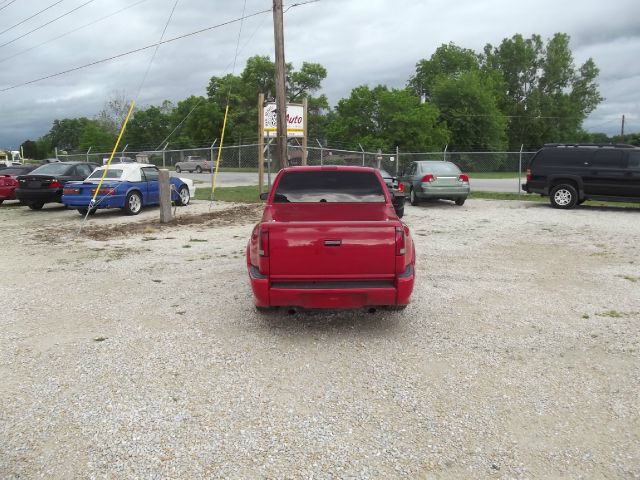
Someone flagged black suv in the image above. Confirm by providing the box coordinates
[523,143,640,209]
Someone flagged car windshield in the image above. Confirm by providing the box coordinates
[87,169,124,180]
[31,163,71,175]
[419,162,460,175]
[274,170,385,203]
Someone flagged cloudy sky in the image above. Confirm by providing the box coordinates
[0,0,638,150]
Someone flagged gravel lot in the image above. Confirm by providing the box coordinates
[1,199,639,479]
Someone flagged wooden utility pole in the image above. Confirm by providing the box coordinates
[258,93,265,194]
[272,0,288,171]
[302,97,308,165]
[621,114,625,137]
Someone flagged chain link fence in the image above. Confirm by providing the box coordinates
[58,142,538,178]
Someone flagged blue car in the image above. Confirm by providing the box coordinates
[62,163,195,215]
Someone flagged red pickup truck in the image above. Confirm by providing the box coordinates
[246,166,415,310]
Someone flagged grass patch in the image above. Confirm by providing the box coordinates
[469,172,519,179]
[469,191,545,202]
[597,310,624,318]
[618,275,639,283]
[195,185,261,203]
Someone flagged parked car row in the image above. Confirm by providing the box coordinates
[1,162,195,215]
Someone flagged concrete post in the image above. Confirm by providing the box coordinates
[159,169,172,223]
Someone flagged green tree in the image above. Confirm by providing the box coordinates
[47,117,91,152]
[124,105,172,150]
[327,85,449,151]
[431,71,507,150]
[408,43,481,99]
[483,33,603,148]
[20,140,38,159]
[206,55,328,142]
[78,120,116,152]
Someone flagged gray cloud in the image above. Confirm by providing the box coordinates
[1,0,639,149]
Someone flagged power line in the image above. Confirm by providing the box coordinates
[0,7,273,93]
[0,0,66,38]
[0,0,98,49]
[0,0,319,93]
[0,0,148,65]
[0,0,19,13]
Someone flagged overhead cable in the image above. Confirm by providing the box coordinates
[0,0,319,92]
[0,0,66,37]
[0,0,98,49]
[0,0,148,65]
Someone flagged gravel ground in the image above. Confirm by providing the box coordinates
[1,199,639,479]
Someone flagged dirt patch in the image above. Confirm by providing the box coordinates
[32,203,263,242]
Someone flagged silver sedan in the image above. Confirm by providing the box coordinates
[399,160,470,206]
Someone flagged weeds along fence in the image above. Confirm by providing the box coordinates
[57,143,538,175]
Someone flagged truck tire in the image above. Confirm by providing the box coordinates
[550,184,578,209]
[195,166,202,173]
[175,165,181,173]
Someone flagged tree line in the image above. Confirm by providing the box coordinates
[20,32,635,159]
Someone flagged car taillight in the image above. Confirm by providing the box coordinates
[421,174,435,182]
[395,226,405,256]
[63,188,80,195]
[258,228,269,257]
[458,174,469,182]
[49,180,62,188]
[397,182,405,193]
[91,187,116,195]
[526,169,532,183]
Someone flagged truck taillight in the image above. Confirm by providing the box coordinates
[421,174,435,182]
[258,229,269,257]
[397,182,405,193]
[49,180,62,188]
[458,174,469,182]
[526,169,532,182]
[395,226,405,256]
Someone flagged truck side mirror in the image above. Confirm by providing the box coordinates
[259,192,269,201]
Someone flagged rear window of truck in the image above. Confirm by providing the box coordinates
[273,171,385,203]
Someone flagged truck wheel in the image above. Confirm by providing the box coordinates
[395,205,404,218]
[410,188,419,206]
[550,184,578,209]
[124,191,142,215]
[175,166,181,173]
[195,166,202,173]
[455,197,466,206]
[28,202,44,210]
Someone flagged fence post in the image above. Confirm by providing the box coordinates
[162,143,169,168]
[443,144,448,162]
[86,146,92,163]
[238,136,242,169]
[159,169,172,223]
[316,139,324,165]
[518,144,524,195]
[55,147,58,160]
[396,146,399,176]
[210,139,218,172]
[359,143,365,166]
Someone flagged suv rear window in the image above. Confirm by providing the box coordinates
[274,171,385,203]
[591,149,623,167]
[534,148,587,167]
[629,151,640,169]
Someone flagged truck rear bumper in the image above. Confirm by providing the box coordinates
[248,264,414,309]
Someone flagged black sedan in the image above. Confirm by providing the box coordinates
[378,168,406,218]
[16,162,98,210]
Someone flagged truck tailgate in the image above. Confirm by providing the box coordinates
[268,221,396,278]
